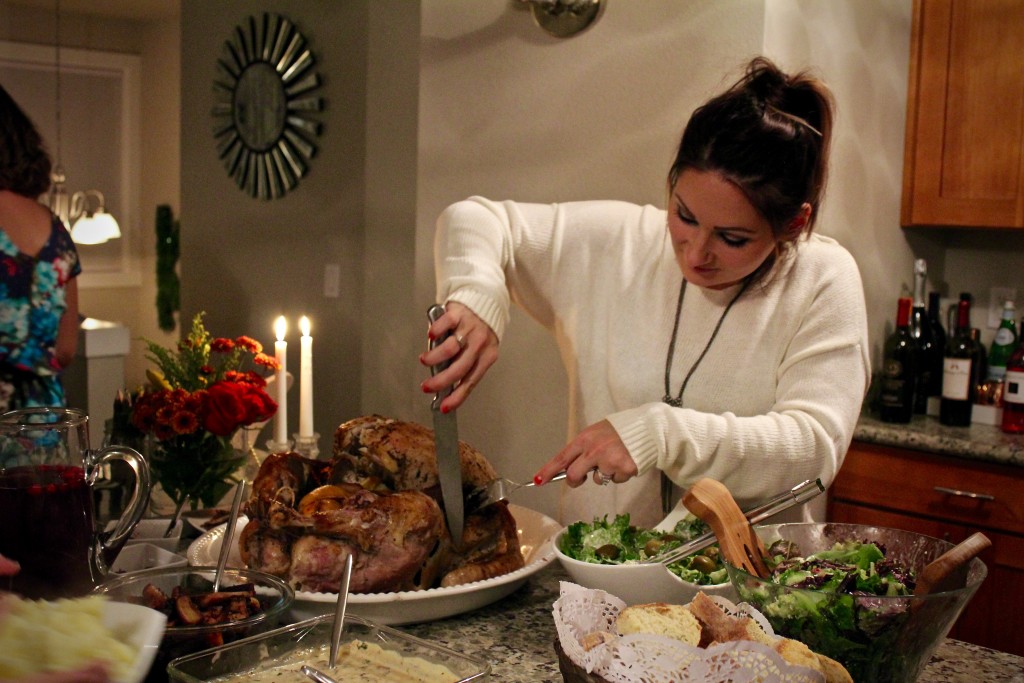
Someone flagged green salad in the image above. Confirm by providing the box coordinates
[558,513,728,586]
[737,538,919,682]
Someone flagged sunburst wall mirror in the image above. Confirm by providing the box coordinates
[212,13,323,200]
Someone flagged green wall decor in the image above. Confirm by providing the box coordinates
[155,204,180,331]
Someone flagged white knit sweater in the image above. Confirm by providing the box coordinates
[435,197,870,527]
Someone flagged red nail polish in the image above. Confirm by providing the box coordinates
[421,383,431,393]
[533,474,543,486]
[441,405,450,414]
[427,331,435,341]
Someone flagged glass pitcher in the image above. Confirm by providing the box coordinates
[0,407,151,599]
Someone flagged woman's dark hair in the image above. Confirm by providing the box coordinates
[0,84,53,198]
[669,56,834,241]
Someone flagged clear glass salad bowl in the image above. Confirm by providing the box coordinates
[725,523,987,683]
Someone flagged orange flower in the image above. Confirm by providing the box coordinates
[253,352,280,372]
[171,410,200,435]
[234,336,263,354]
[210,338,235,353]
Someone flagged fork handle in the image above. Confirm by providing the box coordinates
[526,471,568,487]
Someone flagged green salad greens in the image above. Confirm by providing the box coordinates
[736,538,919,682]
[558,513,728,586]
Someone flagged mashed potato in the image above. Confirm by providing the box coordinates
[213,641,459,683]
[0,594,137,681]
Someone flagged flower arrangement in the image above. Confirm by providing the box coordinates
[129,313,279,510]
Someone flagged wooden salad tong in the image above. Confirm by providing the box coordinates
[913,531,991,597]
[683,478,771,578]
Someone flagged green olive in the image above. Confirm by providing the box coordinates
[689,554,717,574]
[643,539,664,556]
[595,544,621,560]
[702,546,720,560]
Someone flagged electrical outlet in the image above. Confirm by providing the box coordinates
[323,263,340,298]
[988,286,1017,328]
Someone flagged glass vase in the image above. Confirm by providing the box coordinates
[149,432,247,513]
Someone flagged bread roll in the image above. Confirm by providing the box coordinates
[615,602,701,646]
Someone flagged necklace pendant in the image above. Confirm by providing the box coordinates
[663,395,682,408]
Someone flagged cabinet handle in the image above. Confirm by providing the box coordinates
[933,486,995,501]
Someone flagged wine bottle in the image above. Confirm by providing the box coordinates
[909,260,938,413]
[927,291,947,396]
[987,300,1018,381]
[1002,327,1024,434]
[940,294,979,426]
[879,297,919,423]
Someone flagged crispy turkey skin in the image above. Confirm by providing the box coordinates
[241,416,525,593]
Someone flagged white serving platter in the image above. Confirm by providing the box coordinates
[188,503,560,625]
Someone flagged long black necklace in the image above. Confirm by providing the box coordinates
[662,278,750,408]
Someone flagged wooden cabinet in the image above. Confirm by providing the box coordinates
[828,440,1024,655]
[901,0,1024,228]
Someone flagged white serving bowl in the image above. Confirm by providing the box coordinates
[105,517,182,552]
[552,527,737,606]
[109,542,187,575]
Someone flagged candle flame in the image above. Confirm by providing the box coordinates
[275,316,287,341]
[300,316,311,337]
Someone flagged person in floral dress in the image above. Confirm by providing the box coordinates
[0,85,81,412]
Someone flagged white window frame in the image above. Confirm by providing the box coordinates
[0,40,141,288]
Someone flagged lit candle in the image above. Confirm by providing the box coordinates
[273,316,288,445]
[299,316,314,437]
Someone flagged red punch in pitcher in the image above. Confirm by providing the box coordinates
[0,407,150,599]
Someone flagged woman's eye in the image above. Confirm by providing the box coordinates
[675,208,697,225]
[719,233,750,248]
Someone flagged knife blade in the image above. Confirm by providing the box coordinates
[427,304,464,547]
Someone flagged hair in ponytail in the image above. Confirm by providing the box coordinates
[668,56,834,239]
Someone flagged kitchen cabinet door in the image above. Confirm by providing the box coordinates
[829,440,1024,655]
[829,500,1024,654]
[901,0,1024,228]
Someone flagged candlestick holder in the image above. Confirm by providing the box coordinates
[265,438,294,455]
[293,432,320,459]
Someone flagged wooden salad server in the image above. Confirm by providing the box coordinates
[682,478,771,578]
[913,531,991,597]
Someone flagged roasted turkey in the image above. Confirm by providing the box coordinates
[240,415,525,593]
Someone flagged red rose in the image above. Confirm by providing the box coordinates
[203,381,277,435]
[203,382,250,436]
[242,384,277,423]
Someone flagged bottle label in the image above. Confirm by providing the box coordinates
[942,358,972,401]
[1005,370,1024,406]
[994,328,1016,346]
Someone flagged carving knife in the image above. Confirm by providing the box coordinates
[427,304,464,547]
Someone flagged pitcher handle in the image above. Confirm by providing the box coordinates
[92,445,152,555]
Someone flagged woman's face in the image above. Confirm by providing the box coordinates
[667,169,779,290]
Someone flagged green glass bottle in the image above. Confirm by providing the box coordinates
[988,300,1018,381]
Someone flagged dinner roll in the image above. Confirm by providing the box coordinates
[615,602,701,646]
[815,653,855,683]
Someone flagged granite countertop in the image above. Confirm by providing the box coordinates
[855,411,1024,468]
[403,564,1024,682]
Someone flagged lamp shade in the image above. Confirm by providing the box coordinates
[70,210,121,245]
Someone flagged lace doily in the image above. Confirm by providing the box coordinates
[553,581,824,683]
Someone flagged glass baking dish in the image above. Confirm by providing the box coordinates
[167,613,490,682]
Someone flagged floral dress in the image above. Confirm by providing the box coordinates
[0,215,81,412]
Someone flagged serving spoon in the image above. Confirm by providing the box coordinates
[213,482,246,591]
[301,666,339,683]
[329,553,354,668]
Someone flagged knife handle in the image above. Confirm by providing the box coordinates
[427,304,454,409]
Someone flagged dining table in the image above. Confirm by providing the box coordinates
[398,564,1024,682]
[144,513,1024,682]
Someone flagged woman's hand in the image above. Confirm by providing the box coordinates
[533,420,639,487]
[419,301,499,413]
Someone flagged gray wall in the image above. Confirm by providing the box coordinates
[180,0,369,448]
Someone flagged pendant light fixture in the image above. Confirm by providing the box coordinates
[46,0,121,245]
